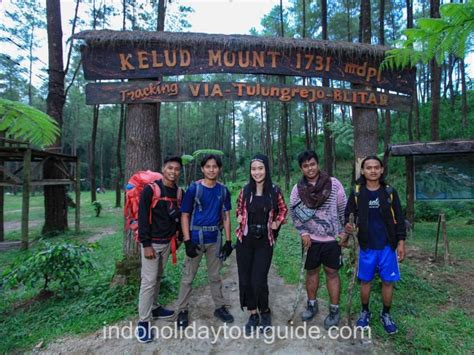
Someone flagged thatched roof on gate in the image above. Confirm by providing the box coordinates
[73,30,391,60]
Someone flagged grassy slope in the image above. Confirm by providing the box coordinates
[0,192,210,352]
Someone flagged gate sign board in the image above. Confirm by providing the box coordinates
[85,80,412,111]
[75,30,415,97]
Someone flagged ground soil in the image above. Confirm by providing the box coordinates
[39,254,381,354]
[406,244,474,316]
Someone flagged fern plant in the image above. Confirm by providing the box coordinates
[0,98,60,147]
[326,121,354,148]
[181,149,224,166]
[382,1,474,69]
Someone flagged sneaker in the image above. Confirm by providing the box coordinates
[152,306,175,320]
[324,306,340,330]
[214,306,234,323]
[259,309,272,334]
[356,310,371,328]
[177,310,189,329]
[135,321,154,343]
[301,300,318,321]
[245,313,260,336]
[380,312,398,334]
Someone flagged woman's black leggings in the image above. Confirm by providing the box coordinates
[236,234,273,311]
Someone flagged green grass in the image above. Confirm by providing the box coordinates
[272,215,474,354]
[0,191,211,353]
[2,186,473,353]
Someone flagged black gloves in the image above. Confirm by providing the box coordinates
[184,239,201,258]
[219,240,233,260]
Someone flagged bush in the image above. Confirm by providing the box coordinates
[2,241,95,294]
[92,200,102,217]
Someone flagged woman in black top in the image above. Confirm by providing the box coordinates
[235,154,288,335]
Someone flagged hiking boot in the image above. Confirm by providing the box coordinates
[356,310,371,329]
[214,306,234,323]
[135,321,154,343]
[301,300,318,321]
[152,306,175,320]
[245,313,260,336]
[177,310,189,329]
[324,306,340,330]
[380,312,398,334]
[260,309,272,334]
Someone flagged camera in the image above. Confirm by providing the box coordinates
[249,224,266,239]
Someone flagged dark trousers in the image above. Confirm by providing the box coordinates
[236,234,273,311]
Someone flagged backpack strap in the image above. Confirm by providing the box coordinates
[354,184,361,209]
[385,185,397,224]
[149,181,162,225]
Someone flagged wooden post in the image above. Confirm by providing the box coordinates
[75,157,81,233]
[21,148,31,250]
[441,213,450,263]
[434,213,442,260]
[406,156,415,226]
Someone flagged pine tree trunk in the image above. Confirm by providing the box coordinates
[90,105,99,202]
[353,0,378,179]
[43,0,67,235]
[265,102,273,171]
[123,103,158,258]
[430,0,441,141]
[460,59,468,130]
[115,104,124,208]
[231,102,236,181]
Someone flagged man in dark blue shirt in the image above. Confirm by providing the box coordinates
[175,154,234,329]
[345,156,406,335]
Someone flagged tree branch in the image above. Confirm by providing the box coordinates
[65,59,82,98]
[64,0,80,76]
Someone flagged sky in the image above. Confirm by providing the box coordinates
[184,0,280,34]
[0,0,471,89]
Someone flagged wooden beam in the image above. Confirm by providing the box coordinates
[0,166,22,184]
[86,81,412,112]
[390,140,474,156]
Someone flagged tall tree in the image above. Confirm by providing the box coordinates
[279,0,290,190]
[0,0,46,105]
[154,0,166,169]
[353,0,379,179]
[43,0,67,234]
[430,0,441,141]
[321,0,335,175]
[379,0,392,165]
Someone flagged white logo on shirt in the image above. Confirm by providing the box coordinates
[369,197,380,209]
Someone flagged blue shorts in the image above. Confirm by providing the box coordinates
[358,246,400,282]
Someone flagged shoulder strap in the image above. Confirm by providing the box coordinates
[148,181,161,224]
[385,184,397,224]
[149,181,162,209]
[220,182,227,212]
[194,181,203,212]
[177,187,183,208]
[354,184,361,208]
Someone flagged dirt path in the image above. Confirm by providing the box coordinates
[4,220,41,232]
[41,255,380,354]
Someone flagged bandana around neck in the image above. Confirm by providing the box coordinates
[297,171,332,209]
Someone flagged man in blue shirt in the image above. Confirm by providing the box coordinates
[345,156,406,335]
[176,154,234,328]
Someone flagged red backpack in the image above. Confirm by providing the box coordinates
[124,170,182,264]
